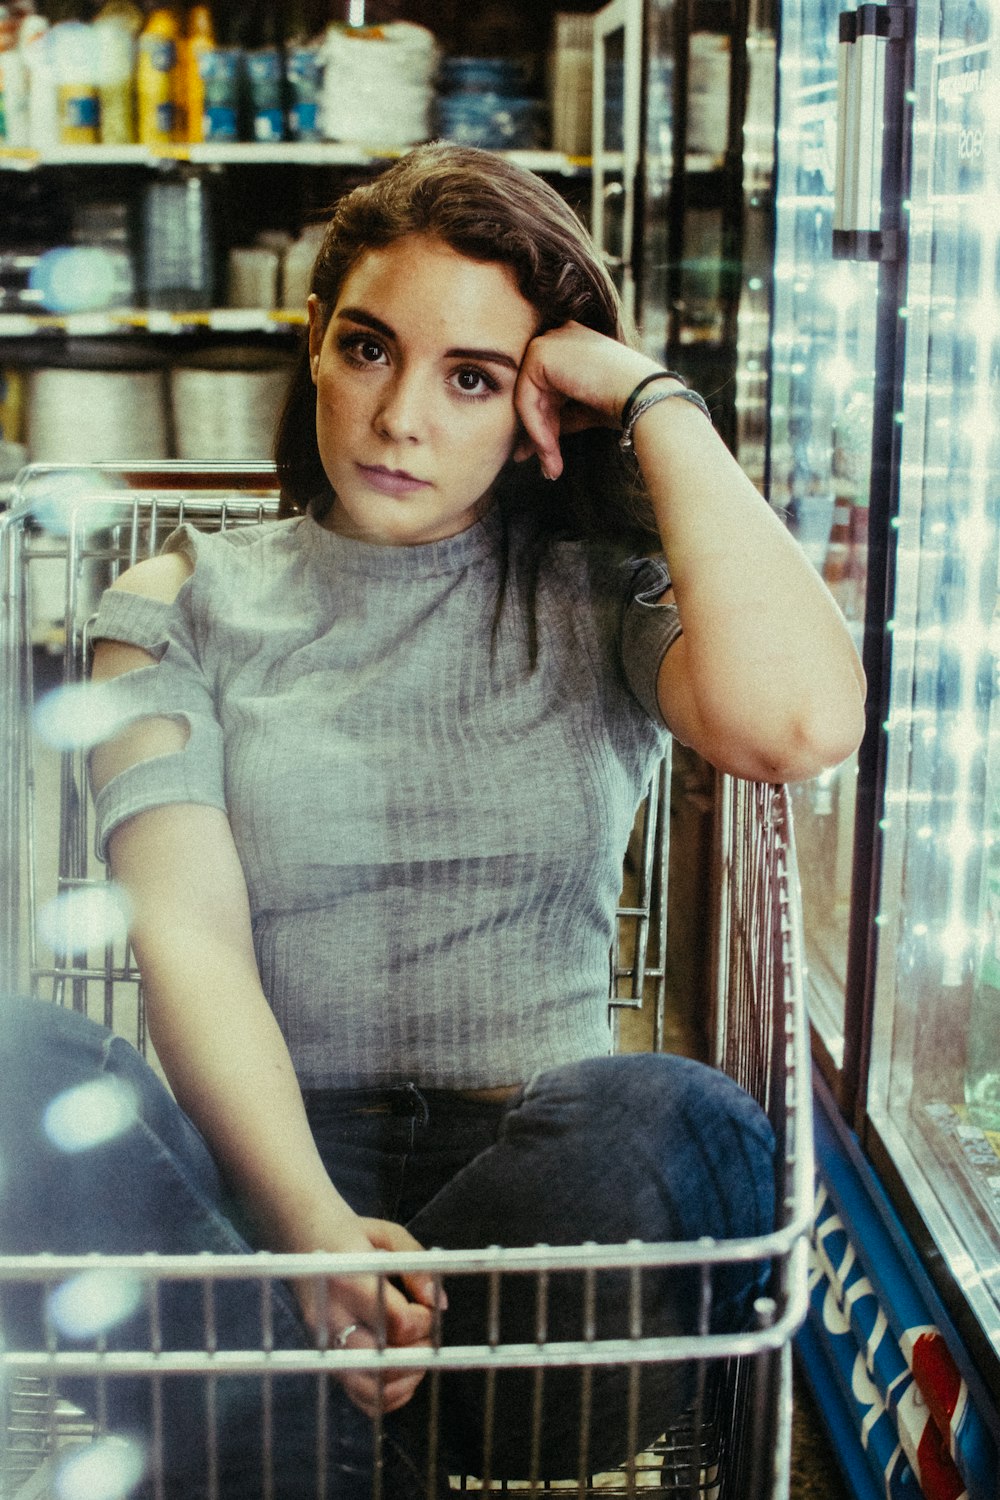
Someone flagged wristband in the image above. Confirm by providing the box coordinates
[619,385,712,452]
[619,369,690,428]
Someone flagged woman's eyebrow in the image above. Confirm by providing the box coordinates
[446,345,520,372]
[336,306,521,372]
[336,307,396,342]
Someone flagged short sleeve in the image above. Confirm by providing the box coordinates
[88,584,227,860]
[619,556,682,727]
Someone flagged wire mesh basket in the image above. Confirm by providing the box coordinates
[0,466,812,1500]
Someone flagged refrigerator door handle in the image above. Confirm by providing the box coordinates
[833,2,907,260]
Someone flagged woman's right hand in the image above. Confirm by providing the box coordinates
[290,1210,446,1418]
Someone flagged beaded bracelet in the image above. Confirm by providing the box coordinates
[619,371,712,452]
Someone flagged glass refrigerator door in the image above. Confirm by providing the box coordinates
[867,0,1000,1371]
[769,0,881,1065]
[592,0,643,330]
[636,0,678,362]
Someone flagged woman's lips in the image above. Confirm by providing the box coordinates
[356,464,431,497]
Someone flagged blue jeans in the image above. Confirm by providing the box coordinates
[0,999,775,1498]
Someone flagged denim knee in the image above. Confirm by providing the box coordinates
[512,1051,776,1246]
[0,996,224,1252]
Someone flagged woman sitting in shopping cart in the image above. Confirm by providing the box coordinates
[0,144,864,1498]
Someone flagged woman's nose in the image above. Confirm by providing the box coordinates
[374,370,426,442]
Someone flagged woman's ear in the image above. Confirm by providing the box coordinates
[306,294,324,386]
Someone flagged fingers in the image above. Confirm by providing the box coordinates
[361,1219,448,1318]
[514,382,565,481]
[290,1216,445,1418]
[513,321,663,480]
[336,1320,431,1418]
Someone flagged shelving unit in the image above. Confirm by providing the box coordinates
[0,0,759,468]
[0,145,598,349]
[0,143,596,173]
[641,0,749,450]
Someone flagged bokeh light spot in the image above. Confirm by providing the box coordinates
[34,682,128,753]
[25,469,128,538]
[38,885,132,956]
[55,1436,146,1500]
[47,1270,144,1341]
[43,1076,138,1154]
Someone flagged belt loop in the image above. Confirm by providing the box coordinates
[405,1081,430,1129]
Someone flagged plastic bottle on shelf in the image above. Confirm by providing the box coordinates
[94,0,140,143]
[198,42,239,139]
[0,28,30,145]
[283,0,320,141]
[242,0,283,143]
[50,20,101,143]
[0,7,18,51]
[21,15,59,149]
[136,4,181,144]
[141,168,214,308]
[181,2,214,141]
[687,31,730,162]
[280,222,324,312]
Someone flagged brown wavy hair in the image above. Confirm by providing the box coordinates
[274,142,657,555]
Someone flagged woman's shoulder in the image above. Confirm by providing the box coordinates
[104,548,193,606]
[163,515,300,564]
[104,515,303,608]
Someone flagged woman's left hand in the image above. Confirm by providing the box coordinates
[513,321,661,480]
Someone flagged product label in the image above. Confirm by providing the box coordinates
[58,87,100,143]
[253,108,283,142]
[65,94,100,129]
[288,101,319,139]
[203,104,238,140]
[141,37,177,72]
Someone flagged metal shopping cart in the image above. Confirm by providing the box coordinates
[0,465,812,1500]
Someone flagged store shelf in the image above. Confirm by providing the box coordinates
[0,143,596,176]
[0,309,306,338]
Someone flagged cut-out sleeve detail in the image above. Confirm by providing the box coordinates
[89,585,227,861]
[620,556,683,729]
[90,588,175,657]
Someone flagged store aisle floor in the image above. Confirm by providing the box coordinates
[791,1367,851,1498]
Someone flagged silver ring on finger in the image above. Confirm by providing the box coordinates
[334,1323,360,1349]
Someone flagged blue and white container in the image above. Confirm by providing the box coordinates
[245,46,283,142]
[198,45,240,141]
[285,45,321,140]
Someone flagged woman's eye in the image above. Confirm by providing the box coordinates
[339,333,387,365]
[452,367,499,397]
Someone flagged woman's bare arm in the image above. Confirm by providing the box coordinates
[89,557,436,1415]
[513,322,866,782]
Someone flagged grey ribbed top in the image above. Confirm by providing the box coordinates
[90,509,680,1089]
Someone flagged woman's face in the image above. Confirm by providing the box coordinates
[307,234,539,546]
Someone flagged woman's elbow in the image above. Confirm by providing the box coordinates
[758,686,867,784]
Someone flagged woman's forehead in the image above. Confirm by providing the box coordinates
[334,235,537,346]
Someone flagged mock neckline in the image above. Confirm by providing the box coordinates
[302,504,501,578]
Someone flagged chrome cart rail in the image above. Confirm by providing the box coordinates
[1,466,811,1500]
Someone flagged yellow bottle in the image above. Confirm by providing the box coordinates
[136,5,181,144]
[94,0,142,144]
[180,3,214,142]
